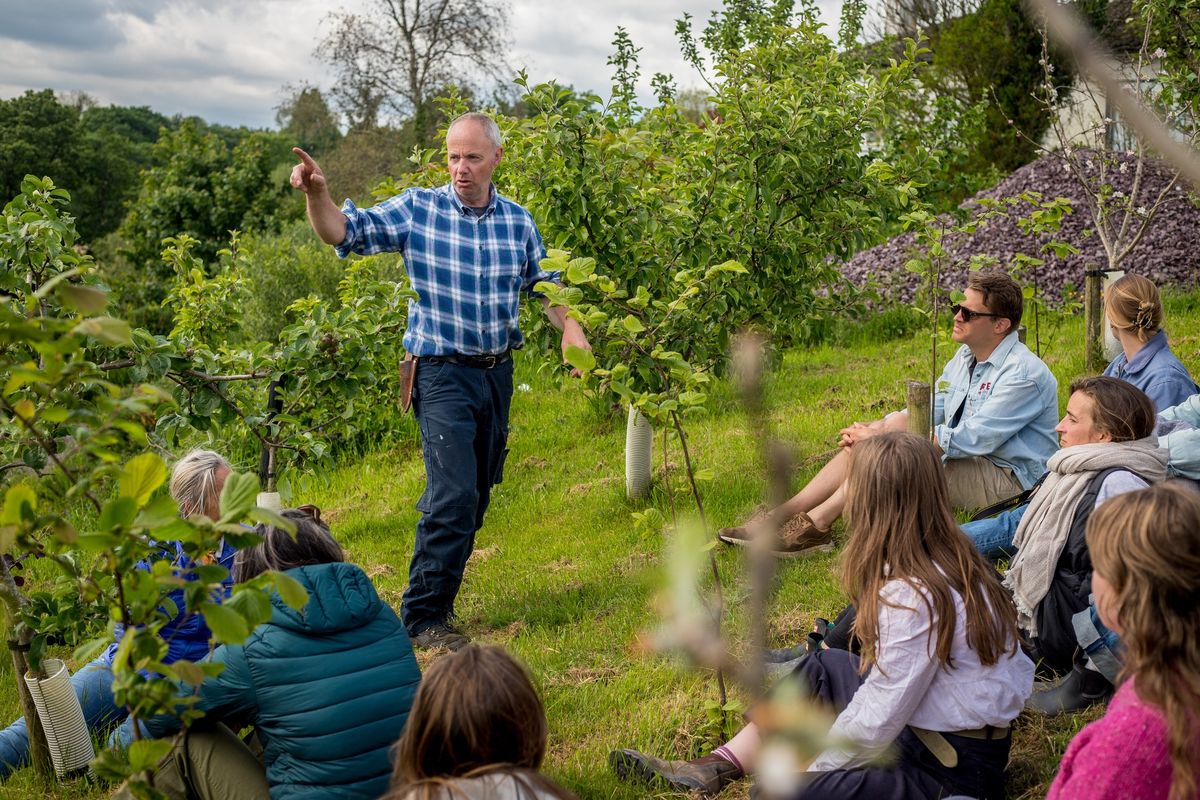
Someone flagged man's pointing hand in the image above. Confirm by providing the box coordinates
[290,147,328,195]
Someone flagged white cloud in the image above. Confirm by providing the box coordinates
[0,0,844,127]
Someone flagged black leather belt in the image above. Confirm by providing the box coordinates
[424,351,512,369]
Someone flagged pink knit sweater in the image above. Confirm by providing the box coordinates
[1048,680,1198,800]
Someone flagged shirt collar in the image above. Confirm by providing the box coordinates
[448,183,498,217]
[974,330,1020,367]
[1125,329,1168,373]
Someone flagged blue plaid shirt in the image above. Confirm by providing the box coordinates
[336,184,558,356]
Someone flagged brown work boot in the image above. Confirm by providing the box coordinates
[718,510,832,558]
[609,749,742,797]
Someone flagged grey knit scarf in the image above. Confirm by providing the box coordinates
[1004,437,1167,634]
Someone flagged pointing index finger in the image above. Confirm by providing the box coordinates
[292,147,317,169]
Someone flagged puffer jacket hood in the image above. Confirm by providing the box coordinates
[270,561,383,634]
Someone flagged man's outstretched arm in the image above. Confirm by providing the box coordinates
[540,299,591,378]
[290,147,347,246]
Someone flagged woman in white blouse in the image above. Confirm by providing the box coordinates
[610,432,1034,799]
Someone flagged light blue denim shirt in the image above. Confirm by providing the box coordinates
[1103,330,1198,412]
[933,332,1059,489]
[1158,393,1200,478]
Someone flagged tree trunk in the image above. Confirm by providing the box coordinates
[1,555,51,776]
[906,380,932,439]
[1085,268,1105,372]
[9,642,52,778]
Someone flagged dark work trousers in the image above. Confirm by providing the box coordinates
[779,649,1011,800]
[401,358,513,635]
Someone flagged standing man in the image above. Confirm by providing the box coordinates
[719,270,1059,555]
[290,112,590,650]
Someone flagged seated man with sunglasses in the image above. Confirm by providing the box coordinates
[720,270,1058,556]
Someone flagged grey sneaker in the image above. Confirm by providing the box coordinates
[609,749,741,797]
[718,511,832,558]
[412,622,470,651]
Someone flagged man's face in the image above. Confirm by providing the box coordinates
[447,120,502,206]
[951,287,1008,351]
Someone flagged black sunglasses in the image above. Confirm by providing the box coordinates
[950,303,1001,323]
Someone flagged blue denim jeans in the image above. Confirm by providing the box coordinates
[0,654,139,778]
[401,358,513,635]
[960,504,1028,560]
[1074,603,1123,683]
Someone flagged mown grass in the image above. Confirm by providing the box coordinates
[3,290,1199,800]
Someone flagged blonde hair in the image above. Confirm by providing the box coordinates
[1087,483,1200,800]
[169,449,231,518]
[1105,273,1163,343]
[841,433,1019,673]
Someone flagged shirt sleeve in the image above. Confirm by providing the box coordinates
[335,194,415,258]
[520,218,556,295]
[1161,426,1200,479]
[1158,393,1200,425]
[1094,471,1149,507]
[935,370,1050,459]
[808,582,940,772]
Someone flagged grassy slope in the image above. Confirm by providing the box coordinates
[3,291,1198,800]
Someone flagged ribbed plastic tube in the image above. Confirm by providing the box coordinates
[24,659,94,778]
[625,405,653,500]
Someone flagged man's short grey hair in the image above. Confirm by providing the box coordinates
[448,112,503,148]
[170,449,231,518]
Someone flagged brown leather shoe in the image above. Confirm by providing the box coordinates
[610,749,742,797]
[718,510,832,558]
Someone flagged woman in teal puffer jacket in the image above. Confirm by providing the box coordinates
[119,507,421,800]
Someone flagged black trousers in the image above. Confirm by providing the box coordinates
[780,649,1010,800]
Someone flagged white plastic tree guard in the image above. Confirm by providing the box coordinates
[256,492,282,512]
[625,405,653,500]
[23,658,94,778]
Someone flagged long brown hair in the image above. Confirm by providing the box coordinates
[1087,484,1200,800]
[384,645,577,800]
[841,432,1019,672]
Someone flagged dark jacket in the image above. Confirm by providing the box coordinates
[145,561,421,799]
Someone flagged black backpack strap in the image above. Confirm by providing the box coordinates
[969,471,1048,522]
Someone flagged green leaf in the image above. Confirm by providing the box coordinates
[167,660,207,686]
[621,315,646,333]
[270,571,310,611]
[199,601,251,644]
[563,345,596,373]
[218,472,259,523]
[120,453,168,507]
[247,507,297,534]
[71,316,132,345]
[73,637,111,665]
[693,468,715,481]
[135,494,179,528]
[58,284,109,314]
[127,739,173,773]
[226,586,274,627]
[1,483,37,525]
[98,497,138,530]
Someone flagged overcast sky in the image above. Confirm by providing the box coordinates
[0,0,843,129]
